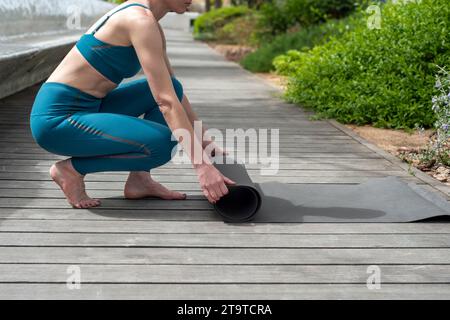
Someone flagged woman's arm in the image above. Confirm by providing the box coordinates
[180,94,215,148]
[156,22,212,148]
[156,22,176,77]
[128,16,234,203]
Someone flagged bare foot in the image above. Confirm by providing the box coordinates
[124,172,187,200]
[49,159,101,208]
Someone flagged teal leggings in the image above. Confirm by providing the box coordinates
[30,77,182,175]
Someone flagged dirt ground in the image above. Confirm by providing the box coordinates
[207,43,449,185]
[253,72,289,91]
[344,124,433,154]
[206,43,256,62]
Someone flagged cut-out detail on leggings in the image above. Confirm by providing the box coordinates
[100,131,151,155]
[67,118,100,135]
[66,116,151,156]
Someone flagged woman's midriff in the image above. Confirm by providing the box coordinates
[45,46,119,99]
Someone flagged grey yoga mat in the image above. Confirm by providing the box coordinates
[211,155,450,223]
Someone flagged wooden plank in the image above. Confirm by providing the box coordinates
[1,178,419,192]
[0,189,206,198]
[0,232,449,248]
[0,119,342,127]
[0,283,449,299]
[0,153,384,160]
[2,119,340,126]
[0,247,449,264]
[0,220,449,234]
[0,208,214,221]
[0,142,370,151]
[0,158,397,166]
[0,197,213,210]
[0,163,404,171]
[0,264,449,283]
[0,147,375,154]
[0,131,352,138]
[0,137,356,143]
[0,181,202,189]
[0,128,345,134]
[0,170,411,181]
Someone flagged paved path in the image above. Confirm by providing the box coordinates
[0,29,449,299]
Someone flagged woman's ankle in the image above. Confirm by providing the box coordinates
[67,159,85,178]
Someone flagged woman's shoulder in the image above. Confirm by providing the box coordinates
[125,9,161,38]
[123,4,157,26]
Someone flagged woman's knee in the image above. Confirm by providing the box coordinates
[171,76,184,103]
[145,127,179,166]
[161,128,179,162]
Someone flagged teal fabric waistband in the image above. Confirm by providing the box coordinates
[30,82,102,117]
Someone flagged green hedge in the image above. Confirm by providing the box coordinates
[240,14,359,72]
[193,6,252,41]
[276,0,450,129]
[214,13,260,45]
[255,0,367,40]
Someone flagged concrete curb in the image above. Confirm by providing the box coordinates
[0,35,79,100]
[0,0,116,100]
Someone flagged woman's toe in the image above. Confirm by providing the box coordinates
[88,200,98,207]
[171,191,187,199]
[92,200,101,207]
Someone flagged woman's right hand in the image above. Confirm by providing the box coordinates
[195,164,236,204]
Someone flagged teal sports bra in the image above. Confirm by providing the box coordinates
[75,3,151,85]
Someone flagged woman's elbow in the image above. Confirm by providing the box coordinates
[155,94,181,116]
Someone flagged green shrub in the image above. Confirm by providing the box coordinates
[241,14,359,72]
[255,1,289,39]
[214,12,260,45]
[285,0,363,25]
[255,0,368,41]
[193,6,252,41]
[276,0,450,129]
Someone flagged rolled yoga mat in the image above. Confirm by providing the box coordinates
[211,154,450,223]
[212,155,262,222]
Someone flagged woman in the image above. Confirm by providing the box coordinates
[30,0,235,209]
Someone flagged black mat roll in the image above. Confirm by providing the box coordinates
[212,155,261,222]
[211,155,450,223]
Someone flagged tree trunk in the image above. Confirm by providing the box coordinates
[215,0,222,9]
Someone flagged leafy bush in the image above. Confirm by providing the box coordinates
[285,0,363,25]
[427,67,450,165]
[193,6,252,41]
[255,0,368,41]
[214,12,260,45]
[241,14,359,72]
[254,1,289,39]
[275,0,450,129]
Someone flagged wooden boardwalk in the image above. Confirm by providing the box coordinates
[0,29,449,299]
